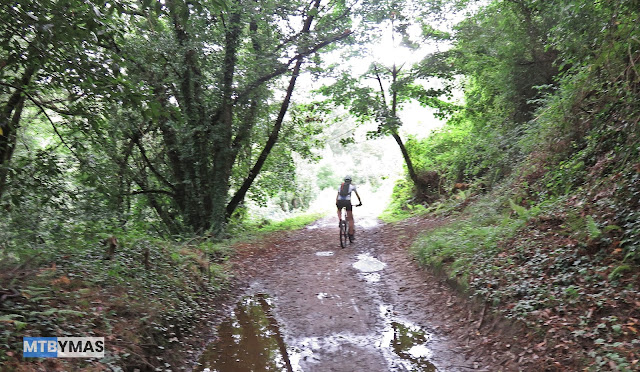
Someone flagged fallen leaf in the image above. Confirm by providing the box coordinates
[52,275,71,286]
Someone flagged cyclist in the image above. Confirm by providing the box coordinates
[336,175,362,242]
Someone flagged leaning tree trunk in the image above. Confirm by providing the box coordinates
[390,131,420,188]
[225,57,305,220]
[224,0,323,222]
[389,64,421,190]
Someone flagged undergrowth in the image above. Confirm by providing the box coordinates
[411,176,640,370]
[0,212,319,370]
[0,229,231,371]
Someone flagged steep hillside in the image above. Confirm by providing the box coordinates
[386,1,640,370]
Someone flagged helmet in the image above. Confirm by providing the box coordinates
[344,175,352,182]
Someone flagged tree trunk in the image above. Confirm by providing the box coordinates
[207,6,244,235]
[0,66,36,199]
[391,131,420,188]
[389,64,420,189]
[224,0,322,221]
[225,57,305,220]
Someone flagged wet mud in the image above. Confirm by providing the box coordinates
[195,215,517,371]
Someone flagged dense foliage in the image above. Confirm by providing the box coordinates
[397,1,640,370]
[0,0,372,369]
[1,0,355,244]
[402,0,639,191]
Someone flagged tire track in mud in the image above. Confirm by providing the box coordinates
[195,216,518,371]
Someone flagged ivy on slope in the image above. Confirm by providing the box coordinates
[412,175,640,370]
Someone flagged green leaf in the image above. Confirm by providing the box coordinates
[0,314,24,322]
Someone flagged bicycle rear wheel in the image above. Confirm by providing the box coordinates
[339,220,348,248]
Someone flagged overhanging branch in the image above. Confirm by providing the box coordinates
[234,29,353,104]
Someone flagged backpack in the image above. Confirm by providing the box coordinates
[339,182,350,197]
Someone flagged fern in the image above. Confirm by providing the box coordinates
[509,199,528,219]
[586,215,602,239]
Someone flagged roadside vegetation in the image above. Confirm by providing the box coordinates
[0,211,324,370]
[0,228,232,370]
[1,0,373,369]
[382,0,640,370]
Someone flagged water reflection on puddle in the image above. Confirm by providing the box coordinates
[291,318,436,371]
[197,294,437,371]
[315,251,334,257]
[353,253,386,273]
[381,321,435,371]
[196,294,298,372]
[378,305,436,370]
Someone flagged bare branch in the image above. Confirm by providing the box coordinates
[133,137,176,191]
[128,189,175,197]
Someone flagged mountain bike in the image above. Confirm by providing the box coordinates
[339,203,361,248]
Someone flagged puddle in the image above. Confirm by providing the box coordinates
[196,294,299,372]
[197,292,436,370]
[378,305,436,370]
[356,217,381,229]
[197,295,436,371]
[362,272,381,283]
[315,251,334,257]
[353,253,386,273]
[380,321,436,371]
[290,318,436,371]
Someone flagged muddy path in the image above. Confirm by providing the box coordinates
[194,215,526,371]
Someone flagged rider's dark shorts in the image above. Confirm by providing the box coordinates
[336,199,352,211]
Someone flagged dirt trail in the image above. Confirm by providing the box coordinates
[196,214,524,371]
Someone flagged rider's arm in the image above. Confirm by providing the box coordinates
[354,190,362,205]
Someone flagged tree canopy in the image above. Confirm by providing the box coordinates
[3,0,638,240]
[2,0,359,238]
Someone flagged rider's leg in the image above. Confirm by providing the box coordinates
[337,207,342,222]
[346,210,355,235]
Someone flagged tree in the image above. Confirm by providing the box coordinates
[317,7,453,200]
[0,0,126,199]
[405,0,561,183]
[1,0,359,237]
[95,0,355,235]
